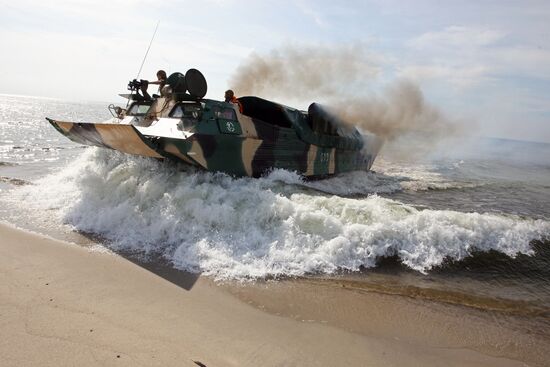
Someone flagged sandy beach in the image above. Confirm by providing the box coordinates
[1,222,544,366]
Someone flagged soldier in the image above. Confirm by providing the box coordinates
[149,70,168,97]
[138,70,168,100]
[138,80,151,101]
[224,89,243,113]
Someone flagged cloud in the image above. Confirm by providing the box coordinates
[408,25,505,49]
[296,0,329,28]
[490,47,550,80]
[401,24,550,92]
[397,64,492,89]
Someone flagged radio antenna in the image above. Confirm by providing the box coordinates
[136,21,160,80]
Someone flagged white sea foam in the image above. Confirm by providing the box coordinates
[264,158,480,196]
[9,148,550,279]
[372,158,483,192]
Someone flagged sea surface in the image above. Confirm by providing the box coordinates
[1,94,550,334]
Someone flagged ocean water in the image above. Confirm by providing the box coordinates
[1,94,549,321]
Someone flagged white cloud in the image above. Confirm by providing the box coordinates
[397,64,491,89]
[296,0,329,28]
[408,25,505,49]
[394,23,550,142]
[489,47,550,80]
[401,24,550,91]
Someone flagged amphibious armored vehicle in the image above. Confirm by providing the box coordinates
[47,69,383,178]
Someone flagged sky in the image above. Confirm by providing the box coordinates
[1,0,549,143]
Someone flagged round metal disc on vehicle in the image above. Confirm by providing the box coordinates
[185,69,207,98]
[167,72,187,94]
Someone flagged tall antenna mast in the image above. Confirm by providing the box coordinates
[136,21,160,79]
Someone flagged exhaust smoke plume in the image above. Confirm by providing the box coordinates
[231,44,380,100]
[230,44,461,157]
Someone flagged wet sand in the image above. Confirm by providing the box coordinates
[225,277,550,366]
[0,222,540,366]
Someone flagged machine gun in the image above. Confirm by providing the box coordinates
[127,79,149,92]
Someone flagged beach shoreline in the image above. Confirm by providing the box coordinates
[1,222,544,366]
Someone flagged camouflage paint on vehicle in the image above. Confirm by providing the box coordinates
[46,96,383,178]
[46,118,162,158]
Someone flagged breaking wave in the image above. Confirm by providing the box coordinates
[9,148,550,279]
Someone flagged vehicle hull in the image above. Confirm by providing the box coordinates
[47,119,163,159]
[46,118,382,178]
